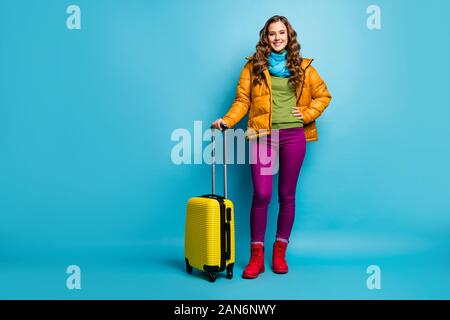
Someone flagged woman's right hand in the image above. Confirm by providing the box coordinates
[211,118,228,131]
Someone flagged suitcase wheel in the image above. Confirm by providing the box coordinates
[226,265,233,279]
[208,272,216,282]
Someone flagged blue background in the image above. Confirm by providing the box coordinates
[1,0,449,299]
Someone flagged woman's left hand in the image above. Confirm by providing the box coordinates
[291,108,304,121]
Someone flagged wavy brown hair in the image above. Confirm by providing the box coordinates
[249,15,304,88]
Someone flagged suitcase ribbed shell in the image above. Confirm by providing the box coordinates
[185,196,235,272]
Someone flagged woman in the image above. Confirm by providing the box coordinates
[212,15,332,279]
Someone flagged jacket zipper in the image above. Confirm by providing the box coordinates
[296,60,314,112]
[296,80,304,107]
[264,75,272,132]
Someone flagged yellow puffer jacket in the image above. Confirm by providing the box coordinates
[222,57,332,141]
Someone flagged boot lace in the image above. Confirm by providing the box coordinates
[250,248,263,264]
[274,243,285,258]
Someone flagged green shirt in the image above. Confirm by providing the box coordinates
[270,75,304,129]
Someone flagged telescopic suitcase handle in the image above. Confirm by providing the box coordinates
[210,123,228,199]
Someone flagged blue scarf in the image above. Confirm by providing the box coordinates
[268,50,291,77]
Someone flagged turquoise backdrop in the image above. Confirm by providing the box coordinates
[0,0,449,299]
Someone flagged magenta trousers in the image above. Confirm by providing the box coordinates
[249,127,307,244]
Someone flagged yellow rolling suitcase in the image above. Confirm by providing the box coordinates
[184,124,235,282]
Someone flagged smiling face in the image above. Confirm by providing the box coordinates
[268,21,288,52]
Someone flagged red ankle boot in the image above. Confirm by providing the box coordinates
[242,243,265,279]
[272,241,288,274]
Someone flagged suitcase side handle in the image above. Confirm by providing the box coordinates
[210,124,228,199]
[225,222,231,260]
[225,207,232,260]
